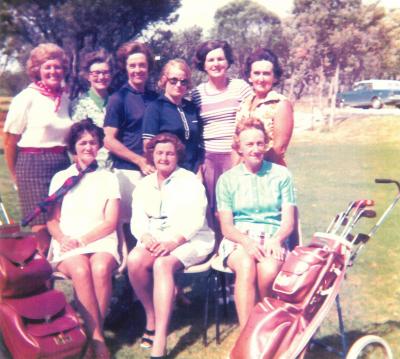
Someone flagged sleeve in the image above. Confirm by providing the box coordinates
[3,90,31,135]
[239,80,253,102]
[104,172,121,200]
[216,173,234,212]
[280,169,296,206]
[130,181,150,242]
[142,102,160,140]
[104,93,124,129]
[168,177,207,241]
[70,96,87,122]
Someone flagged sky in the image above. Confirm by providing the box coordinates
[174,0,400,32]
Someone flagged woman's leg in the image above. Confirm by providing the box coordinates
[257,257,285,298]
[89,253,117,325]
[58,255,103,342]
[127,247,157,332]
[151,255,183,357]
[226,247,257,329]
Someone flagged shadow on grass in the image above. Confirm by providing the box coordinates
[305,320,400,358]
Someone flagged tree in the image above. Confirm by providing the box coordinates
[210,0,286,78]
[0,0,181,96]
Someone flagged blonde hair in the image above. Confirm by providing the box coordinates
[232,118,270,152]
[26,43,69,81]
[158,59,192,90]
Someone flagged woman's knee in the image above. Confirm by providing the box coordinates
[153,256,179,278]
[61,256,91,281]
[91,256,115,281]
[229,250,257,281]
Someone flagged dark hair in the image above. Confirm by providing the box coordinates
[193,40,234,72]
[244,48,282,83]
[66,118,105,155]
[80,48,114,77]
[232,118,269,153]
[116,41,154,72]
[145,133,185,166]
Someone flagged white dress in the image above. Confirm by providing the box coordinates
[48,164,121,265]
[131,167,215,268]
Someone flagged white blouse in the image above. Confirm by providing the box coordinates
[4,86,72,147]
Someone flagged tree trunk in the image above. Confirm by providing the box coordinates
[328,63,340,129]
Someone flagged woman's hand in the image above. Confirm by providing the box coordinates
[149,241,179,257]
[243,239,265,262]
[142,233,158,249]
[60,236,81,253]
[264,239,286,261]
[138,157,155,176]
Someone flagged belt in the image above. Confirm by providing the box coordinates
[19,146,67,154]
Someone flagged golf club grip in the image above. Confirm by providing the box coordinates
[375,178,393,184]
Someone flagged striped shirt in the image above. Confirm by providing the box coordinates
[191,78,252,152]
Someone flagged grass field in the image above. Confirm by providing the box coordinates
[0,114,399,358]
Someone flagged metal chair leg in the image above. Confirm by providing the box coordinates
[202,270,214,346]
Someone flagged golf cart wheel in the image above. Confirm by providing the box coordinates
[371,97,383,109]
[346,335,393,359]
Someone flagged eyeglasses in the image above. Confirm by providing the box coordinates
[89,70,111,77]
[167,77,189,87]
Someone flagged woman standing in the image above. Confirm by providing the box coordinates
[4,43,71,255]
[128,133,214,358]
[103,41,157,242]
[216,118,295,328]
[70,49,114,166]
[236,48,294,166]
[47,119,120,359]
[143,59,202,173]
[192,40,252,238]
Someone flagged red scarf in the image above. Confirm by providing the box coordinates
[29,81,64,112]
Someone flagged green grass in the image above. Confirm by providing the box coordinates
[0,115,399,358]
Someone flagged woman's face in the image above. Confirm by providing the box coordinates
[204,48,229,80]
[164,66,189,103]
[249,60,275,97]
[39,59,64,90]
[126,52,149,91]
[238,128,266,170]
[153,142,178,178]
[87,62,112,95]
[75,131,100,166]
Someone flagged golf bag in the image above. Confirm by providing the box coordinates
[0,225,87,359]
[230,232,349,359]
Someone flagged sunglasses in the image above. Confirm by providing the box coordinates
[167,77,189,87]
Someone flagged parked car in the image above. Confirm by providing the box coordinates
[336,80,400,109]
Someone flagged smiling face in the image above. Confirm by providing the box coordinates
[249,60,276,97]
[75,131,100,168]
[126,52,149,91]
[87,62,112,96]
[204,48,229,80]
[164,66,189,104]
[153,142,178,179]
[238,128,267,172]
[39,59,64,90]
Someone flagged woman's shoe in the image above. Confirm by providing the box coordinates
[140,328,155,349]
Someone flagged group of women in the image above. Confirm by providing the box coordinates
[4,38,295,359]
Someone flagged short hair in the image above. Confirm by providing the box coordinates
[193,40,234,72]
[80,48,114,78]
[116,41,154,72]
[232,118,270,153]
[158,59,192,90]
[26,43,69,82]
[66,118,105,155]
[145,133,186,166]
[244,48,283,83]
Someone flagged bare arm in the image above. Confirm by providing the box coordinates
[4,132,21,184]
[104,126,154,175]
[269,100,294,163]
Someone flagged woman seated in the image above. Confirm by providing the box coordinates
[216,118,295,329]
[128,133,214,358]
[47,119,120,359]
